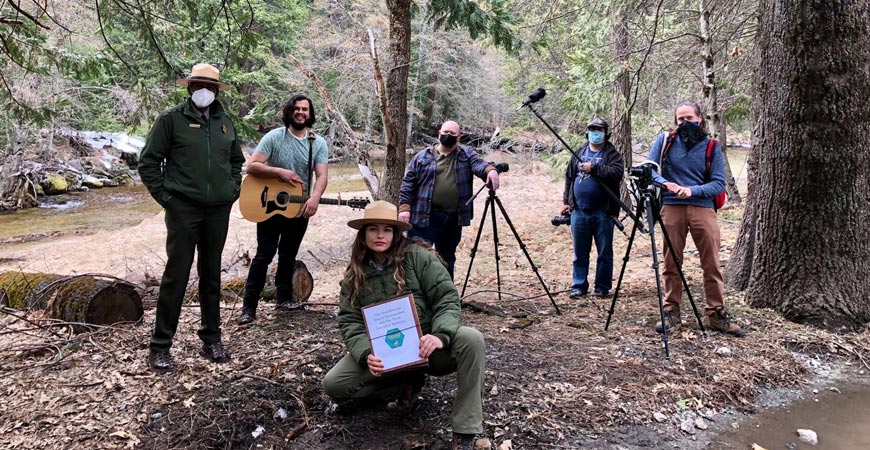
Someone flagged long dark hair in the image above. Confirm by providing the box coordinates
[341,226,442,308]
[282,94,316,128]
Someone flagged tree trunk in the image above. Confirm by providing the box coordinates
[381,0,412,203]
[610,12,632,206]
[700,0,742,205]
[744,0,870,330]
[0,272,143,332]
[0,125,38,211]
[725,121,758,290]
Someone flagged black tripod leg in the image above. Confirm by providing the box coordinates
[460,195,491,299]
[657,213,708,336]
[644,195,670,358]
[606,216,641,331]
[488,190,503,303]
[491,195,561,315]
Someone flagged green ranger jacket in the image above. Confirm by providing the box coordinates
[139,99,245,207]
[337,245,461,366]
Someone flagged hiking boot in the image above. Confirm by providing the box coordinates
[655,309,682,334]
[591,289,610,298]
[568,289,587,299]
[276,300,304,311]
[200,342,231,363]
[451,433,476,450]
[386,375,425,412]
[148,350,175,373]
[708,306,745,337]
[237,309,256,325]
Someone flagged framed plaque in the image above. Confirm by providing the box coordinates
[361,294,427,373]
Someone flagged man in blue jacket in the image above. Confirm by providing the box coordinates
[560,117,624,299]
[646,101,743,337]
[398,120,500,279]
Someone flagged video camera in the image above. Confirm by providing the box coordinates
[628,161,661,190]
[489,162,509,174]
[551,211,570,226]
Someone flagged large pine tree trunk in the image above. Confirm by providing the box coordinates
[744,0,870,330]
[381,0,413,203]
[610,13,633,175]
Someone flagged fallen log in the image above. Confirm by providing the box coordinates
[0,272,143,331]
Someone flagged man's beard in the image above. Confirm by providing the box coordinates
[289,115,309,130]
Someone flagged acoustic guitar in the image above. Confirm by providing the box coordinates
[239,174,370,223]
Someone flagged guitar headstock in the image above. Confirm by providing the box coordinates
[347,197,371,210]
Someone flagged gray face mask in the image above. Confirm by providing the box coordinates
[191,88,215,108]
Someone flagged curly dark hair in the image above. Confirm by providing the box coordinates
[341,227,443,308]
[282,94,316,128]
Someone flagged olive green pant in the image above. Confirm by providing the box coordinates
[323,326,486,435]
[150,198,231,352]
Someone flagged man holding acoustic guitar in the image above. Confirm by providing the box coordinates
[237,94,329,325]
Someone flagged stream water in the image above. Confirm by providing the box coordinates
[709,383,870,449]
[0,164,371,250]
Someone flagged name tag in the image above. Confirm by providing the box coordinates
[189,124,201,128]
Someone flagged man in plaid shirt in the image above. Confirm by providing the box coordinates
[398,120,500,279]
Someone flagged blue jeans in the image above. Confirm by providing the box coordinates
[570,209,614,293]
[409,209,462,279]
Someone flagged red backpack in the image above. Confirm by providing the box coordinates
[660,133,726,211]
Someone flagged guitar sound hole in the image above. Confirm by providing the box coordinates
[275,192,290,207]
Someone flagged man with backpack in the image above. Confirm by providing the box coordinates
[645,100,744,337]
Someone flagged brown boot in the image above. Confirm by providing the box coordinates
[708,306,745,337]
[655,307,681,334]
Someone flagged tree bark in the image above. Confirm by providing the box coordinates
[725,121,758,290]
[743,0,870,330]
[700,0,742,205]
[381,0,413,203]
[610,12,632,206]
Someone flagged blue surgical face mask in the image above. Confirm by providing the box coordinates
[588,130,605,145]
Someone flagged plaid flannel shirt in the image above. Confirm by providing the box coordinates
[399,144,494,228]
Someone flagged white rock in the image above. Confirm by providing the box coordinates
[274,408,287,419]
[828,387,841,394]
[695,417,708,430]
[812,389,819,394]
[716,347,732,357]
[797,429,818,445]
[251,425,265,439]
[497,439,513,450]
[680,418,696,434]
[654,412,668,423]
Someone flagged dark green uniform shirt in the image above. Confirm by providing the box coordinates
[432,150,458,213]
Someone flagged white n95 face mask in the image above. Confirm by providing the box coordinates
[191,88,215,108]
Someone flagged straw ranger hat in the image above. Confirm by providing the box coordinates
[347,201,412,232]
[176,63,230,91]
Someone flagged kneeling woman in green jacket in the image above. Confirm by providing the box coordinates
[323,201,485,450]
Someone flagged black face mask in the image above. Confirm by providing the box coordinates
[677,121,706,148]
[439,134,458,147]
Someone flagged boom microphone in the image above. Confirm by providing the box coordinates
[517,87,547,110]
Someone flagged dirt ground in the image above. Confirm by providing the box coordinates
[1,158,869,449]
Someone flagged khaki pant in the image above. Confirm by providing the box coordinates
[660,205,724,315]
[323,326,485,434]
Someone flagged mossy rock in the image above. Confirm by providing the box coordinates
[41,174,69,195]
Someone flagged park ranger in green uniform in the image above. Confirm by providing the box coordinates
[138,63,245,372]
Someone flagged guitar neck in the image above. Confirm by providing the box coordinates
[288,196,347,206]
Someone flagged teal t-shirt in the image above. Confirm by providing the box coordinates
[255,127,329,188]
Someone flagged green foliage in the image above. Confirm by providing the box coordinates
[427,0,521,54]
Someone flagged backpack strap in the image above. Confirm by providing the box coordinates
[704,137,716,182]
[659,132,677,169]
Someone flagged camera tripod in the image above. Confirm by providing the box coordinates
[604,183,708,358]
[517,87,704,357]
[460,188,562,315]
